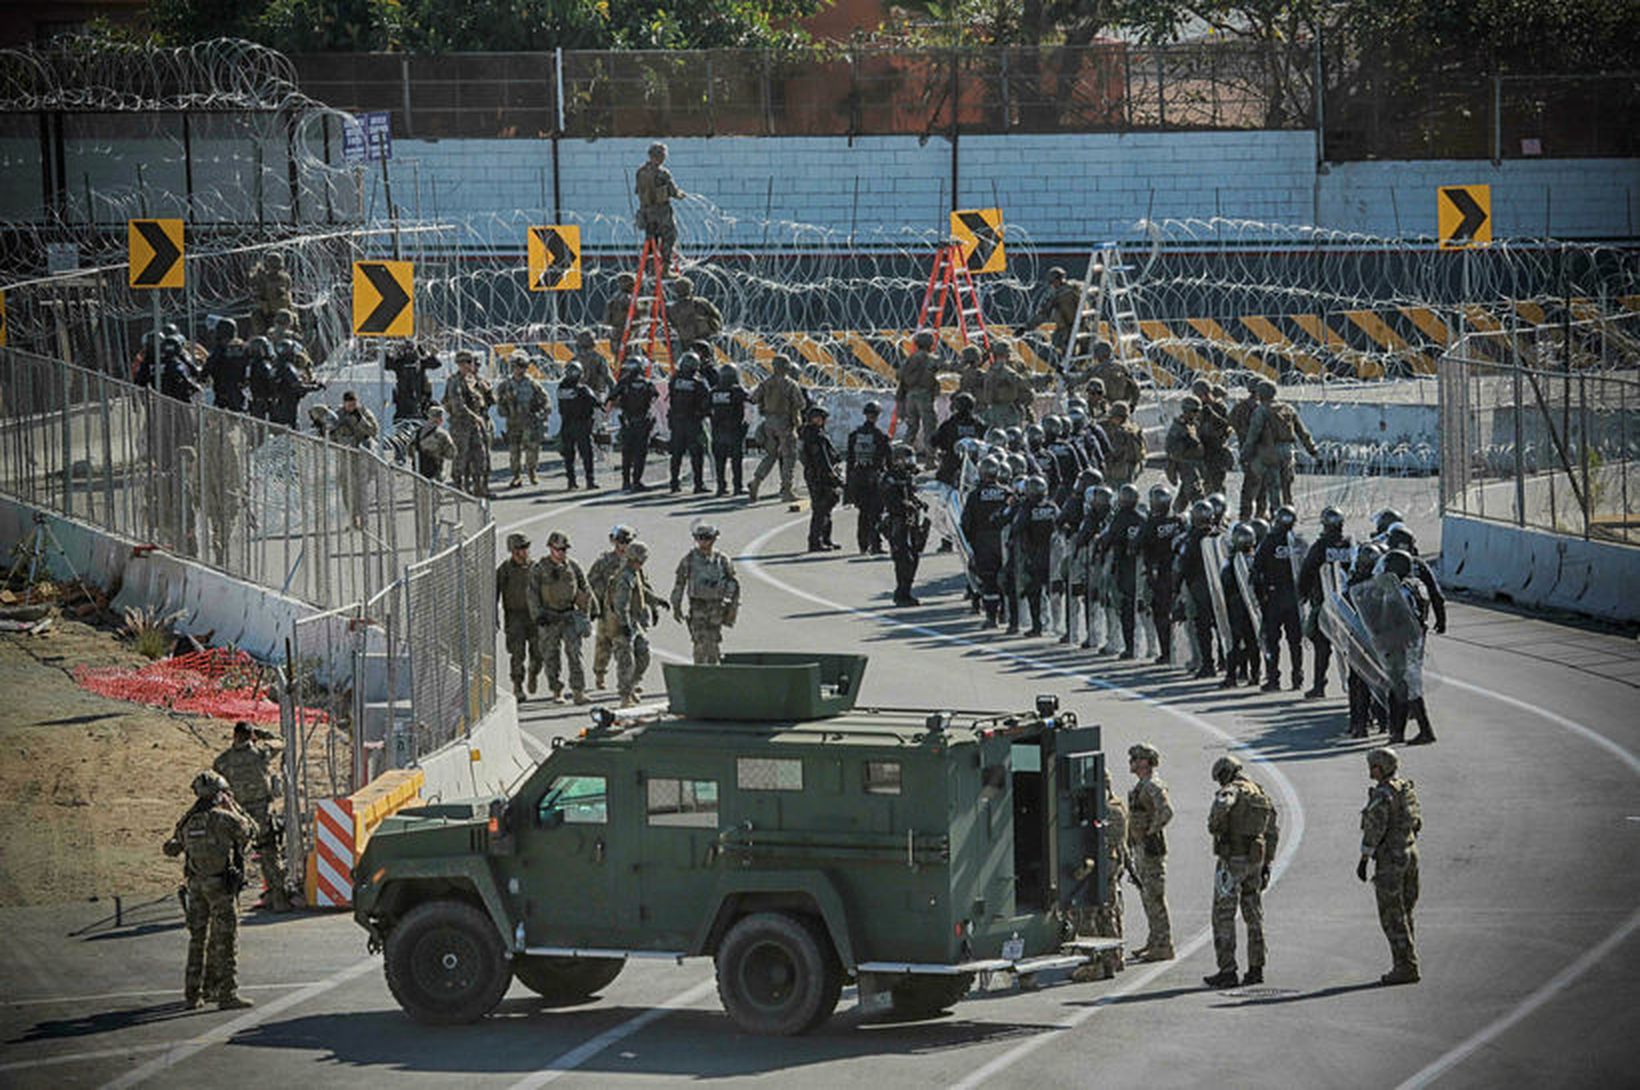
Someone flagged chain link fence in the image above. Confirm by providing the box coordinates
[1440,313,1640,542]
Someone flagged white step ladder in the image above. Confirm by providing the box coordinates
[1059,241,1147,380]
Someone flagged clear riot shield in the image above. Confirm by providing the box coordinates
[1287,530,1312,584]
[1349,573,1426,702]
[923,478,974,595]
[1232,551,1264,635]
[1201,533,1235,648]
[1320,566,1393,706]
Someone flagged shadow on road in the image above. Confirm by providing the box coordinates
[13,1000,196,1043]
[228,1004,1061,1076]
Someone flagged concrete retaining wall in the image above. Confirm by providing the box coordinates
[1438,513,1640,622]
[415,691,536,804]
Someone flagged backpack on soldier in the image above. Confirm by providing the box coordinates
[1230,781,1278,854]
[1269,404,1296,443]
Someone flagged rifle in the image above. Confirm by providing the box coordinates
[1123,853,1144,893]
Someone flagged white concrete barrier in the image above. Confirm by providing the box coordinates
[414,691,536,804]
[1438,513,1640,623]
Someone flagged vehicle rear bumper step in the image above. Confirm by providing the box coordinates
[521,946,686,963]
[858,939,1123,977]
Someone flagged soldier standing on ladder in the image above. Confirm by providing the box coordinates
[636,142,685,272]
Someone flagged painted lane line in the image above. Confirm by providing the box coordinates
[1,981,325,1007]
[732,517,1307,1090]
[505,978,720,1090]
[1426,670,1640,777]
[98,958,378,1090]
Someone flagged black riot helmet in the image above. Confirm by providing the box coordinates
[1117,483,1140,508]
[1382,548,1414,580]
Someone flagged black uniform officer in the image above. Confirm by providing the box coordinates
[799,404,842,552]
[883,443,927,606]
[929,392,985,488]
[1297,506,1355,698]
[667,353,711,493]
[1252,504,1305,691]
[1097,483,1146,659]
[1177,499,1220,678]
[557,361,600,490]
[1141,484,1183,664]
[708,364,749,495]
[961,456,1010,627]
[608,358,658,492]
[846,402,891,554]
[1012,475,1059,637]
[204,319,251,413]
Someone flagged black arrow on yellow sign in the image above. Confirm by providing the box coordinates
[130,219,184,288]
[955,210,999,272]
[356,262,412,335]
[528,225,582,292]
[1443,188,1487,242]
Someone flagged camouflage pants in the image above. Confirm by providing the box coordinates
[751,419,797,497]
[1374,851,1420,970]
[901,393,937,455]
[1135,844,1172,950]
[1212,856,1266,972]
[593,612,619,685]
[613,629,651,700]
[539,612,586,695]
[453,429,490,496]
[507,430,542,477]
[184,874,239,1002]
[686,598,728,664]
[1237,464,1267,521]
[242,799,288,901]
[504,611,543,686]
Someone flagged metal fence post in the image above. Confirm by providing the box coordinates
[455,534,473,735]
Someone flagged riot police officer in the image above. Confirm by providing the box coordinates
[846,402,891,553]
[609,357,658,492]
[557,361,600,490]
[1297,506,1356,698]
[709,364,749,495]
[799,404,842,552]
[1252,504,1305,691]
[961,456,1010,626]
[883,444,927,606]
[667,353,711,493]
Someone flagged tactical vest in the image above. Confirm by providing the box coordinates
[1224,778,1277,859]
[215,743,272,804]
[1268,403,1297,443]
[685,552,733,600]
[177,807,235,879]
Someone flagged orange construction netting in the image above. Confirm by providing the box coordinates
[74,647,316,725]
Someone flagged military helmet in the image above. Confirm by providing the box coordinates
[247,335,273,359]
[1117,482,1140,508]
[1382,548,1414,579]
[1374,508,1405,537]
[1013,478,1031,497]
[1274,504,1297,528]
[1385,523,1415,551]
[1003,426,1023,450]
[1128,742,1161,765]
[1090,484,1114,507]
[951,391,976,414]
[1109,400,1130,419]
[1179,395,1201,413]
[609,524,636,544]
[546,531,571,550]
[1321,505,1346,531]
[1207,493,1227,519]
[1191,378,1211,397]
[575,329,596,346]
[274,338,298,359]
[1367,746,1399,775]
[648,140,667,158]
[1006,451,1028,476]
[960,344,982,364]
[272,308,295,326]
[216,316,238,339]
[507,532,530,551]
[771,354,793,374]
[991,339,1012,359]
[1067,396,1088,414]
[563,361,583,381]
[622,356,644,374]
[913,328,936,349]
[691,522,720,540]
[1211,754,1244,784]
[193,769,229,799]
[892,442,917,465]
[510,351,530,369]
[978,456,1001,481]
[808,403,829,419]
[627,542,649,563]
[984,426,1007,446]
[1210,382,1228,399]
[1041,415,1062,440]
[673,276,694,294]
[1067,408,1087,430]
[1189,499,1215,526]
[264,251,284,268]
[716,363,739,388]
[1047,266,1067,282]
[1093,341,1113,359]
[1230,521,1257,551]
[677,352,699,376]
[1257,380,1277,399]
[1249,517,1270,544]
[1025,423,1045,448]
[862,400,882,417]
[1085,377,1106,398]
[1149,483,1174,510]
[1075,468,1102,491]
[617,272,636,290]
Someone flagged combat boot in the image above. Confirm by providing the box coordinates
[1241,966,1264,985]
[1260,672,1282,693]
[1202,969,1239,988]
[513,680,524,701]
[594,672,606,690]
[1136,945,1174,962]
[1304,682,1326,699]
[217,994,255,1010]
[572,691,588,705]
[1380,963,1420,986]
[747,479,761,503]
[526,669,539,695]
[528,468,538,484]
[184,994,202,1011]
[509,474,522,488]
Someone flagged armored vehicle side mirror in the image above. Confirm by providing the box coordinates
[538,807,565,830]
[1035,694,1059,718]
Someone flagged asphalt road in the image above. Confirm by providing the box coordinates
[3,471,1637,1089]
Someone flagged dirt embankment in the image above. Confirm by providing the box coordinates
[0,617,239,906]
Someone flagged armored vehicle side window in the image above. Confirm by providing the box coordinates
[863,760,902,796]
[737,757,803,791]
[647,777,719,827]
[539,774,607,825]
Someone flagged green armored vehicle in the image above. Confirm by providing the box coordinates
[353,653,1119,1034]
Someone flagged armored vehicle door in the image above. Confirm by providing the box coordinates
[518,760,623,945]
[1052,726,1106,914]
[634,760,728,948]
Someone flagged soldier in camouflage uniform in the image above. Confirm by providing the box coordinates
[1127,742,1175,961]
[1073,769,1130,982]
[497,352,550,487]
[981,341,1034,430]
[955,343,987,405]
[530,531,594,703]
[444,350,494,498]
[1033,266,1085,357]
[164,770,257,1010]
[248,251,292,337]
[328,390,379,529]
[748,355,804,503]
[897,329,941,458]
[1228,383,1263,520]
[668,277,722,360]
[1165,396,1206,514]
[635,142,685,270]
[587,525,636,691]
[1240,381,1318,511]
[573,329,613,400]
[608,542,664,707]
[606,273,637,356]
[1102,401,1146,485]
[1359,746,1422,985]
[671,523,740,664]
[1193,379,1235,497]
[1204,754,1280,988]
[212,721,290,911]
[1089,342,1142,407]
[496,533,541,700]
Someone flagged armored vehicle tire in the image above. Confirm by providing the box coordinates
[513,955,625,1005]
[383,900,512,1025]
[889,973,975,1018]
[715,912,841,1036]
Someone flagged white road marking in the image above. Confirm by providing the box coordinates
[98,958,378,1090]
[1,981,324,1007]
[1427,671,1640,777]
[731,516,1307,1090]
[504,978,720,1090]
[1,1042,179,1073]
